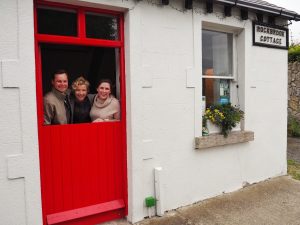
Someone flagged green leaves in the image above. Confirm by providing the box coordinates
[203,103,244,137]
[288,116,300,137]
[288,44,300,62]
[288,159,300,181]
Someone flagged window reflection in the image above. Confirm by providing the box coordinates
[202,78,230,107]
[202,30,233,77]
[86,12,119,40]
[40,44,120,125]
[37,7,77,36]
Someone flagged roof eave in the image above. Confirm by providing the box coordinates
[215,0,300,21]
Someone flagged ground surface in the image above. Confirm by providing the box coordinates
[102,177,300,225]
[100,138,300,225]
[288,137,300,163]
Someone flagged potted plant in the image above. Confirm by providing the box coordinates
[203,103,244,137]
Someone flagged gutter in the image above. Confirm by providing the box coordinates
[215,0,300,21]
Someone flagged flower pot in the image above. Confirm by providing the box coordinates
[202,126,209,136]
[207,120,220,134]
[206,121,241,134]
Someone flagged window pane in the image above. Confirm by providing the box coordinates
[202,30,232,77]
[40,44,117,96]
[86,12,119,40]
[202,78,230,107]
[37,7,77,36]
[40,44,120,125]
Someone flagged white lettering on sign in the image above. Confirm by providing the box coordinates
[253,22,288,49]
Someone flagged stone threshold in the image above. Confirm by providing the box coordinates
[195,131,254,149]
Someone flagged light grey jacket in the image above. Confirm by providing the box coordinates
[43,88,70,125]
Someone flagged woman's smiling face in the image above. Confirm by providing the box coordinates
[75,84,88,102]
[97,82,111,101]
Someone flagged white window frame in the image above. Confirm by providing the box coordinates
[201,27,241,134]
[202,27,238,107]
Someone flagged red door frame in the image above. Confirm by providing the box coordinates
[34,1,127,224]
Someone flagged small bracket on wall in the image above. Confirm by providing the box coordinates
[161,0,169,5]
[1,60,21,88]
[7,154,25,179]
[206,0,213,13]
[186,68,197,88]
[256,13,264,22]
[268,15,275,24]
[141,65,153,88]
[224,5,232,17]
[241,8,248,20]
[185,0,193,10]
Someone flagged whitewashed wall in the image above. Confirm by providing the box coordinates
[0,0,288,224]
[126,1,287,223]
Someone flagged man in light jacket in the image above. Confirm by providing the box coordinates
[43,69,71,125]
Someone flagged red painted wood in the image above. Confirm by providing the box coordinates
[36,34,122,47]
[47,199,125,224]
[56,209,125,225]
[34,2,127,225]
[78,9,86,38]
[119,14,129,215]
[39,120,125,224]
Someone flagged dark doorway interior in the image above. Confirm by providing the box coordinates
[40,44,118,96]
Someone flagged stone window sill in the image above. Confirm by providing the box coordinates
[195,131,254,149]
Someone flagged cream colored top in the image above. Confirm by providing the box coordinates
[90,95,120,121]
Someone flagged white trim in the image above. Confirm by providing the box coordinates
[186,9,202,138]
[232,33,238,81]
[202,75,234,79]
[202,22,243,34]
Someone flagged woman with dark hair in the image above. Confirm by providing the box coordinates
[70,76,93,123]
[90,79,120,122]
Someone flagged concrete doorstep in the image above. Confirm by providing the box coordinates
[101,176,300,225]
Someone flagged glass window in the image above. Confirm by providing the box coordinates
[86,12,119,40]
[37,7,77,36]
[202,29,233,107]
[202,78,230,106]
[36,4,123,126]
[40,44,118,96]
[40,44,120,125]
[202,30,233,77]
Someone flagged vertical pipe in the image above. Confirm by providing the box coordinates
[154,167,164,216]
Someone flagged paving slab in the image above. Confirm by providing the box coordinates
[136,176,300,225]
[100,219,130,225]
[100,137,300,225]
[100,176,300,225]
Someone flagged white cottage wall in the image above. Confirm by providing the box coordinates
[0,0,288,224]
[243,35,288,181]
[127,1,196,222]
[127,1,287,223]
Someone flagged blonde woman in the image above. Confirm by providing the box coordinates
[70,76,94,124]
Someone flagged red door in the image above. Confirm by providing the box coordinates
[34,2,127,225]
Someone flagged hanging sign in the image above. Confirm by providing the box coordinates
[253,22,288,49]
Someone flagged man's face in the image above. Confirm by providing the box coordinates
[52,73,68,93]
